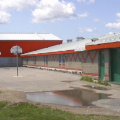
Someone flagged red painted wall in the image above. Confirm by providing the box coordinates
[0,40,62,57]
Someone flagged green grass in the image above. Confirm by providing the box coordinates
[80,76,111,86]
[0,101,8,109]
[0,102,119,120]
[97,80,111,86]
[81,76,93,82]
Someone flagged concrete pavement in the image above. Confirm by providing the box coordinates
[0,67,120,112]
[0,67,80,92]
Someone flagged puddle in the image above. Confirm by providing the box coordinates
[26,88,110,107]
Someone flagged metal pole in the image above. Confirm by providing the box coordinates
[17,53,18,76]
[16,45,18,76]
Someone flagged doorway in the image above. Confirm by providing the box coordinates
[110,48,120,82]
[100,51,105,81]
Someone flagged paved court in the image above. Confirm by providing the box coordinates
[1,67,120,112]
[0,67,80,92]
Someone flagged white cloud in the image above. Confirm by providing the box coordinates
[106,12,120,29]
[116,13,120,17]
[109,32,114,34]
[0,0,37,11]
[32,0,76,23]
[94,18,100,22]
[77,0,85,2]
[77,0,95,3]
[79,27,96,33]
[77,12,88,18]
[0,11,11,23]
[106,22,120,29]
[117,19,120,22]
[0,0,84,23]
[86,28,93,32]
[0,0,37,23]
[89,0,95,3]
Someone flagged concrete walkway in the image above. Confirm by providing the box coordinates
[0,67,80,92]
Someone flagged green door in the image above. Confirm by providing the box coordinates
[100,51,105,81]
[110,48,120,82]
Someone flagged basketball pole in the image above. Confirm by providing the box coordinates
[10,45,22,77]
[16,52,18,76]
[16,45,18,76]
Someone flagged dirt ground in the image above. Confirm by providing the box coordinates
[0,67,120,116]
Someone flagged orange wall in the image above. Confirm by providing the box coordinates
[86,42,120,50]
[0,40,62,57]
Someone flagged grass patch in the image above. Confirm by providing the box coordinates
[0,102,119,120]
[80,76,111,86]
[81,76,93,82]
[97,80,111,86]
[0,101,8,110]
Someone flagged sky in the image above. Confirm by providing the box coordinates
[0,0,120,42]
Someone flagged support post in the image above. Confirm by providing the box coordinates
[16,53,18,76]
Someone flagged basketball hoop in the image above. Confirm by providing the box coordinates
[10,45,23,77]
[10,45,22,54]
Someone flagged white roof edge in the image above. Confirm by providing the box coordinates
[0,33,62,41]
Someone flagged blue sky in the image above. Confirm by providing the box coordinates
[0,0,120,42]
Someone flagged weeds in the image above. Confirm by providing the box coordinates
[97,80,111,86]
[80,76,111,86]
[81,76,93,82]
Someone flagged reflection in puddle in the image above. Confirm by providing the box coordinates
[26,89,109,107]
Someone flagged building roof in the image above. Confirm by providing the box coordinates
[21,39,91,56]
[86,33,120,50]
[21,32,120,57]
[0,33,62,41]
[86,33,120,46]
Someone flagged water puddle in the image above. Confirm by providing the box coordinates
[26,88,110,107]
